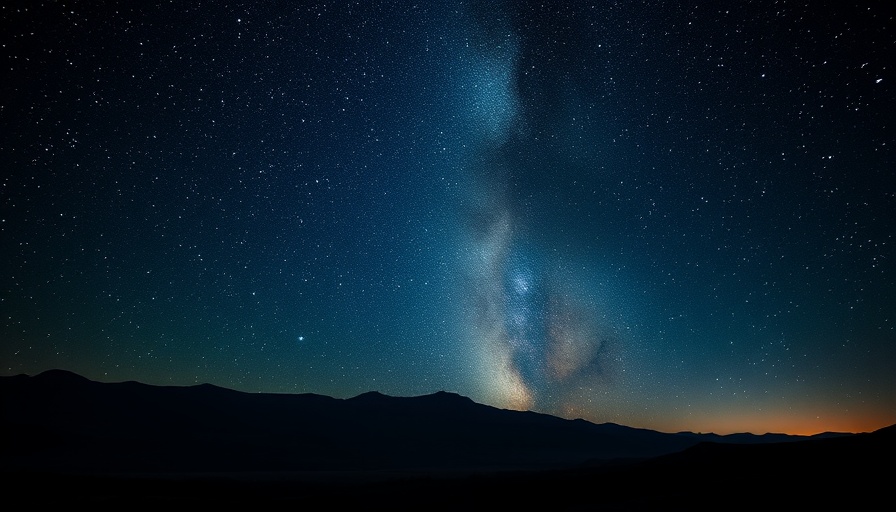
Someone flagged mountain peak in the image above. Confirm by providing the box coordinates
[431,390,464,398]
[424,390,475,404]
[349,390,390,402]
[34,368,92,383]
[347,390,476,406]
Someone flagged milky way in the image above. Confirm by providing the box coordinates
[454,9,624,415]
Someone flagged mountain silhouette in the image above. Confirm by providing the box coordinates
[2,370,891,508]
[1,369,704,472]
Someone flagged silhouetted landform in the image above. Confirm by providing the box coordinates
[0,369,839,472]
[2,370,892,508]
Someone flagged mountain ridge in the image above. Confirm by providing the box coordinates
[4,369,868,437]
[2,369,893,508]
[14,369,865,437]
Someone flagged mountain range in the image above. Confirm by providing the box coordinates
[2,369,892,508]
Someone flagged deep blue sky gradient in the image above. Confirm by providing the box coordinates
[2,1,894,434]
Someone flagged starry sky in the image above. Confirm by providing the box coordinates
[2,1,894,436]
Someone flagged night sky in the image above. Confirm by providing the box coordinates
[3,1,894,435]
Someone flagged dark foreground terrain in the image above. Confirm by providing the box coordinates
[2,370,892,509]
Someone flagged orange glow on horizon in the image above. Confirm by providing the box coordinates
[629,408,895,436]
